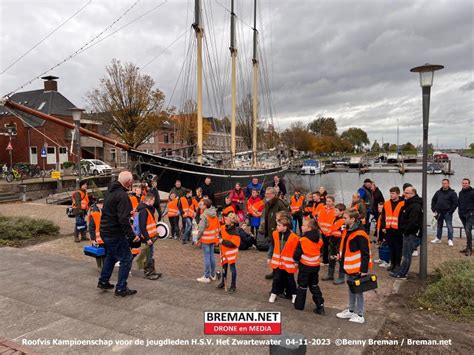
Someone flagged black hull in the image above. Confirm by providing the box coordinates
[131,150,287,201]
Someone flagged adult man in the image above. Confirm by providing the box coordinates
[148,177,162,221]
[200,176,215,204]
[72,180,89,242]
[246,177,263,198]
[371,182,385,231]
[380,187,405,271]
[357,179,374,233]
[98,171,138,297]
[260,187,287,279]
[431,179,458,246]
[273,175,287,198]
[458,178,474,256]
[390,186,422,279]
[170,179,186,199]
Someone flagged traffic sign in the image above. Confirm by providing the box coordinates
[6,142,13,151]
[51,170,61,179]
[41,146,47,158]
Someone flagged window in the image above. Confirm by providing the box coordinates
[59,147,68,163]
[46,146,56,164]
[120,150,127,163]
[4,123,17,136]
[170,133,174,143]
[110,148,117,162]
[163,133,169,143]
[29,147,38,165]
[144,134,155,144]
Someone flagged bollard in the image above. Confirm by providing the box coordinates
[270,334,306,355]
[20,184,27,202]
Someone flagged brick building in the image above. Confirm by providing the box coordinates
[0,76,77,168]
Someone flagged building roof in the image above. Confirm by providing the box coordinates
[0,89,77,128]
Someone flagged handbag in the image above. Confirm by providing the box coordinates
[66,207,75,218]
[347,274,378,294]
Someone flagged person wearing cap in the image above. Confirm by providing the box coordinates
[357,179,374,233]
[72,180,89,242]
[89,198,105,270]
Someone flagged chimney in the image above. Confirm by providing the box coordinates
[41,75,59,92]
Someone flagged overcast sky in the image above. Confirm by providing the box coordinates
[1,0,472,148]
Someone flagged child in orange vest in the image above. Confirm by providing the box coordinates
[247,188,264,236]
[217,212,241,293]
[294,218,325,315]
[268,214,299,303]
[89,198,104,270]
[290,188,305,235]
[167,192,180,239]
[323,203,346,285]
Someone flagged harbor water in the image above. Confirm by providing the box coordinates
[285,154,473,228]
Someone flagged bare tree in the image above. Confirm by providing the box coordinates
[236,94,263,149]
[175,99,210,146]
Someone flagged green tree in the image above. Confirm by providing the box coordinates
[371,140,381,152]
[87,59,172,148]
[470,143,474,150]
[340,127,370,151]
[382,142,390,152]
[402,142,416,152]
[307,117,338,137]
[389,144,398,152]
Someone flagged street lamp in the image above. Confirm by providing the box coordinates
[410,63,444,280]
[69,107,85,188]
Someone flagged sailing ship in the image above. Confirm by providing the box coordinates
[1,0,287,199]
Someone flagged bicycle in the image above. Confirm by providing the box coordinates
[3,167,22,182]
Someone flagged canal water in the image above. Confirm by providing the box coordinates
[285,154,473,228]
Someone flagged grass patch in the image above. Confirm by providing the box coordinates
[0,215,60,247]
[417,259,474,322]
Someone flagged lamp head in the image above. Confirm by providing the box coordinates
[410,63,444,87]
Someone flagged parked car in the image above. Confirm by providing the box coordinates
[81,159,112,175]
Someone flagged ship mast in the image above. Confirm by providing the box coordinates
[251,0,258,168]
[193,0,203,164]
[230,0,237,166]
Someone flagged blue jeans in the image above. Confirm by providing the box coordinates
[202,243,216,278]
[436,212,453,240]
[397,234,418,277]
[347,274,364,316]
[75,215,87,232]
[147,243,154,265]
[183,217,192,242]
[460,213,473,250]
[99,236,132,291]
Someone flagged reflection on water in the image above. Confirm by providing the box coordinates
[286,154,473,227]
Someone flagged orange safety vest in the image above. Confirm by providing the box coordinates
[270,230,299,273]
[299,236,323,267]
[312,203,324,219]
[145,209,158,239]
[330,217,345,238]
[220,225,241,265]
[290,195,305,215]
[179,196,191,218]
[129,195,143,210]
[131,245,141,255]
[247,197,264,217]
[72,190,89,211]
[192,197,200,211]
[89,209,103,244]
[383,200,405,230]
[222,205,235,216]
[340,229,373,275]
[201,214,220,244]
[318,206,336,236]
[167,199,179,217]
[187,200,196,218]
[304,201,314,220]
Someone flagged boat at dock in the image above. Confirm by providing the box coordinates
[299,159,321,175]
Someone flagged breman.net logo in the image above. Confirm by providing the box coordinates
[204,311,281,335]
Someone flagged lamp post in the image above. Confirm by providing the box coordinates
[69,108,85,189]
[410,63,444,280]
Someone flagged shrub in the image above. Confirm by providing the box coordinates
[0,215,60,241]
[418,259,474,321]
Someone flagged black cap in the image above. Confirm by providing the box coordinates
[79,179,88,187]
[363,178,373,184]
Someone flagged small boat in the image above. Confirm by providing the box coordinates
[386,153,399,164]
[433,152,449,162]
[349,156,366,168]
[299,159,321,175]
[427,163,443,174]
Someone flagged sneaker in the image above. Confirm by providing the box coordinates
[448,240,454,247]
[197,276,211,283]
[389,272,407,280]
[228,286,236,293]
[313,306,325,315]
[265,272,274,280]
[349,313,365,324]
[268,293,277,303]
[431,238,441,244]
[216,282,225,289]
[97,281,114,290]
[292,295,297,304]
[210,274,217,281]
[379,261,389,268]
[321,262,329,266]
[412,250,419,257]
[114,262,120,267]
[373,258,381,263]
[336,309,354,319]
[114,288,137,297]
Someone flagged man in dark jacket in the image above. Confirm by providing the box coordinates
[431,179,458,246]
[273,175,287,198]
[246,177,264,198]
[98,171,138,297]
[169,179,186,199]
[390,186,423,279]
[260,187,288,279]
[148,177,162,221]
[200,177,215,204]
[371,182,385,234]
[358,179,374,233]
[458,178,474,256]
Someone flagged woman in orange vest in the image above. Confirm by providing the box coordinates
[267,215,299,303]
[303,192,314,220]
[336,210,373,324]
[246,188,265,236]
[216,212,241,293]
[167,192,180,239]
[293,218,325,315]
[317,195,336,265]
[290,188,305,235]
[72,180,89,242]
[89,198,104,270]
[196,198,220,283]
[323,203,346,284]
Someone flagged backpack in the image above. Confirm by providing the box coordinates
[256,232,270,251]
[132,213,141,236]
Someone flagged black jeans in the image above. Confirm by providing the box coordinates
[294,268,324,310]
[222,263,237,287]
[99,236,132,291]
[397,234,418,277]
[460,213,473,250]
[271,269,296,296]
[387,230,403,268]
[169,216,180,238]
[321,234,330,264]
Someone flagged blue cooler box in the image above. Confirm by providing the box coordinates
[83,245,105,258]
[378,243,391,263]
